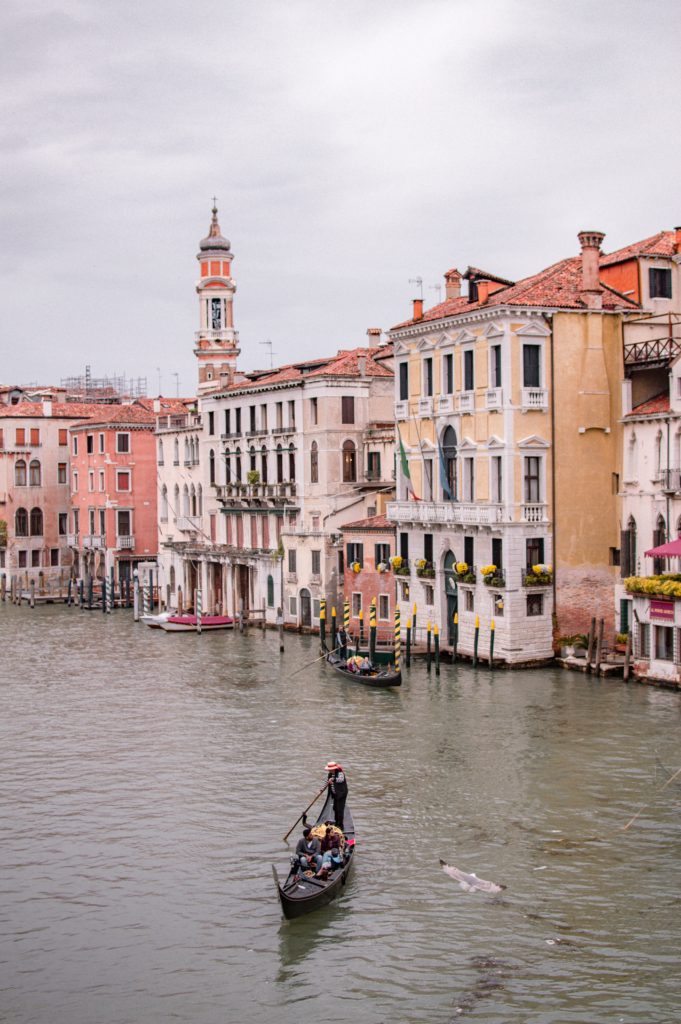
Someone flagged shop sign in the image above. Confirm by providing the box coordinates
[650,598,675,622]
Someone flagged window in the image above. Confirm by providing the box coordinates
[463,457,475,501]
[15,507,28,536]
[653,514,667,575]
[234,408,243,434]
[443,353,454,394]
[491,456,502,503]
[463,349,474,391]
[620,517,637,578]
[464,590,474,612]
[609,547,620,567]
[311,550,321,575]
[88,509,96,535]
[267,575,275,608]
[72,435,78,456]
[523,345,541,388]
[310,397,318,425]
[208,410,215,436]
[117,510,131,537]
[116,471,131,491]
[342,396,355,424]
[29,460,41,486]
[524,456,541,503]
[88,470,94,492]
[73,509,79,534]
[72,470,78,491]
[347,542,363,568]
[116,433,130,454]
[619,599,631,635]
[289,444,296,482]
[378,594,390,621]
[30,427,40,446]
[399,363,409,401]
[649,267,672,299]
[342,440,357,483]
[526,593,543,616]
[235,447,242,482]
[16,428,25,446]
[209,449,216,486]
[492,537,503,570]
[224,409,231,435]
[441,426,457,501]
[260,404,268,431]
[99,433,105,453]
[29,507,43,536]
[58,512,67,535]
[526,537,545,569]
[655,626,674,661]
[423,584,434,605]
[310,441,319,483]
[637,622,650,658]
[15,459,27,486]
[58,429,68,446]
[375,543,390,566]
[490,345,502,388]
[423,358,433,397]
[99,509,105,537]
[288,549,297,573]
[249,406,256,433]
[50,548,59,567]
[260,446,268,483]
[276,445,283,483]
[352,592,362,616]
[399,532,409,561]
[31,550,40,568]
[424,533,433,564]
[288,401,296,428]
[87,434,94,454]
[18,550,27,568]
[289,596,297,616]
[367,451,381,480]
[464,536,474,567]
[275,402,282,429]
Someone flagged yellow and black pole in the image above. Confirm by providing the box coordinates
[453,611,458,661]
[358,607,364,648]
[490,618,495,668]
[406,616,412,667]
[369,598,377,664]
[343,599,350,639]
[394,607,401,673]
[412,602,417,647]
[473,614,480,667]
[320,598,326,650]
[434,624,440,676]
[426,620,432,672]
[331,605,337,649]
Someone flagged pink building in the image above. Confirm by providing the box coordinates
[341,513,396,642]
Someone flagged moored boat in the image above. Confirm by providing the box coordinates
[325,650,401,687]
[273,789,355,920]
[159,614,234,632]
[141,611,173,628]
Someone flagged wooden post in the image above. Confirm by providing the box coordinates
[102,577,107,614]
[426,621,432,672]
[9,576,15,604]
[262,601,266,632]
[67,577,72,606]
[331,606,337,650]
[177,585,183,615]
[369,599,376,665]
[412,602,417,647]
[595,617,604,674]
[453,611,458,661]
[88,576,93,610]
[623,631,632,682]
[277,606,284,652]
[586,616,596,671]
[79,578,84,610]
[133,575,140,621]
[358,607,364,648]
[394,606,401,673]
[30,579,35,608]
[320,599,326,650]
[196,588,202,635]
[490,619,495,668]
[110,567,115,612]
[0,574,5,602]
[434,624,440,676]
[473,614,480,667]
[405,617,411,667]
[238,598,244,634]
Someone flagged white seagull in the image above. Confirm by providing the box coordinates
[440,859,506,894]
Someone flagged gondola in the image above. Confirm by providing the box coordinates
[273,789,355,920]
[159,613,234,632]
[325,648,402,688]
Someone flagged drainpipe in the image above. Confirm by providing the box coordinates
[548,315,557,620]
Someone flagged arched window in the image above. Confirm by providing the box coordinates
[655,431,663,479]
[261,445,268,484]
[276,444,283,484]
[192,436,198,464]
[225,451,231,484]
[15,459,26,486]
[29,506,43,536]
[267,574,275,608]
[197,483,203,515]
[441,426,457,501]
[184,438,190,465]
[625,514,637,576]
[190,484,197,516]
[173,438,179,465]
[653,513,667,574]
[235,447,242,482]
[160,484,168,521]
[310,441,319,484]
[158,439,164,465]
[342,440,357,483]
[209,448,216,485]
[170,565,176,593]
[183,484,189,517]
[289,444,296,482]
[29,460,41,486]
[250,445,257,473]
[15,507,28,536]
[174,483,180,515]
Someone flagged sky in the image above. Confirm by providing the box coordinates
[2,0,681,396]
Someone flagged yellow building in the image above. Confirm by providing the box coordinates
[387,231,639,663]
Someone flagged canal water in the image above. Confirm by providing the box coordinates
[1,604,680,1024]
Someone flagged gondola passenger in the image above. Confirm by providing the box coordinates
[294,825,322,875]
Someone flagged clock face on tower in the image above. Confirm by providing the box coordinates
[211,298,222,329]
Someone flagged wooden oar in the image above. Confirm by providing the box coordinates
[289,644,342,679]
[282,783,328,842]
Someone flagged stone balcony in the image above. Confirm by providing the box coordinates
[388,500,550,526]
[485,387,503,409]
[176,516,202,533]
[521,387,548,410]
[83,534,105,550]
[458,393,475,413]
[116,535,135,550]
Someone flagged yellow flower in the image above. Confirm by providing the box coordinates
[456,562,468,574]
[481,564,496,576]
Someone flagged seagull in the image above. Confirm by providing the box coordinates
[440,859,506,894]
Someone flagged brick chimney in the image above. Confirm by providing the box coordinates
[578,230,606,309]
[674,226,681,255]
[444,268,461,299]
[476,280,491,304]
[412,298,424,320]
[366,327,382,346]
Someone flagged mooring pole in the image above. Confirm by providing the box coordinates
[133,571,140,621]
[434,624,440,676]
[196,588,202,635]
[405,616,411,667]
[67,577,72,606]
[320,598,326,650]
[586,616,596,672]
[110,567,115,612]
[412,602,417,647]
[331,606,337,650]
[101,577,107,614]
[79,578,84,610]
[394,607,401,673]
[473,614,480,667]
[277,606,285,652]
[490,618,495,669]
[623,631,632,682]
[369,600,376,664]
[358,607,364,649]
[426,621,432,672]
[177,585,183,615]
[30,579,35,608]
[453,612,458,661]
[88,576,93,610]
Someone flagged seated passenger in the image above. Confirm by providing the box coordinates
[320,826,336,854]
[321,843,345,872]
[294,825,323,875]
[360,656,372,675]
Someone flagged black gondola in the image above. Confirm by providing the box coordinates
[325,649,402,687]
[273,789,355,919]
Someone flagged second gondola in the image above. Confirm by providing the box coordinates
[325,649,402,687]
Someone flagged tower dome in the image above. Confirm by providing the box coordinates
[199,204,231,253]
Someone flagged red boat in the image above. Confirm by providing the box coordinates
[159,614,234,633]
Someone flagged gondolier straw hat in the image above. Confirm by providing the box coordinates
[324,761,341,771]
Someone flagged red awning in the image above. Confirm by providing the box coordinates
[644,537,681,557]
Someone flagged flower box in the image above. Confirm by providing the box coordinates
[416,567,435,579]
[524,573,552,586]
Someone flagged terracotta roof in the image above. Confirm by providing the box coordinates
[625,392,670,418]
[600,231,678,267]
[340,513,394,532]
[391,255,639,329]
[71,404,157,429]
[217,346,394,395]
[137,397,194,414]
[0,401,115,419]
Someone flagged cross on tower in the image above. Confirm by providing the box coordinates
[211,195,218,209]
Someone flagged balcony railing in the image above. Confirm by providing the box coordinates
[221,430,243,439]
[194,328,233,341]
[176,516,201,532]
[395,400,409,421]
[418,396,433,417]
[485,387,503,409]
[437,394,454,414]
[661,468,681,494]
[272,424,295,435]
[83,534,104,550]
[246,428,269,438]
[67,533,79,546]
[458,393,475,413]
[387,500,506,526]
[522,503,548,523]
[215,481,298,502]
[117,535,135,549]
[521,388,548,410]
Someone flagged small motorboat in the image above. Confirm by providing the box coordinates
[325,650,401,688]
[140,611,173,628]
[273,788,355,919]
[159,614,234,632]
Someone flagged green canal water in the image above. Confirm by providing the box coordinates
[1,603,680,1023]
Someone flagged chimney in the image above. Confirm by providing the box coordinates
[366,327,382,346]
[444,268,461,300]
[412,298,424,320]
[153,398,161,413]
[674,226,681,255]
[476,280,491,304]
[578,230,606,309]
[42,399,52,417]
[358,352,367,377]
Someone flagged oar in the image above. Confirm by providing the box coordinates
[289,645,342,679]
[282,783,328,842]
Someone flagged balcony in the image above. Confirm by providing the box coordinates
[387,500,506,526]
[194,328,234,342]
[246,428,269,439]
[215,480,298,506]
[272,424,296,435]
[157,413,201,431]
[521,388,548,410]
[395,400,409,421]
[485,388,503,409]
[458,393,475,413]
[176,516,202,533]
[221,431,243,440]
[437,394,454,415]
[117,535,135,550]
[67,533,79,547]
[661,468,681,494]
[418,396,433,417]
[522,503,548,523]
[83,534,104,550]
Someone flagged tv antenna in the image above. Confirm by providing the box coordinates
[260,340,277,368]
[409,276,423,299]
[172,372,180,397]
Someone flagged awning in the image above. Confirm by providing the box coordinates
[644,537,681,557]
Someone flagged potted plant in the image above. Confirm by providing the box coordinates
[481,564,504,587]
[352,561,361,574]
[524,563,553,586]
[391,555,410,576]
[455,561,476,584]
[415,558,435,579]
[377,561,388,573]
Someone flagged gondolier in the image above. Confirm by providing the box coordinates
[325,761,348,830]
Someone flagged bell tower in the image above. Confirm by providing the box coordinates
[194,201,241,393]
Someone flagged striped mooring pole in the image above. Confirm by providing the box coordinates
[490,618,495,668]
[196,588,202,635]
[394,607,401,673]
[369,599,377,664]
[453,611,458,661]
[109,567,115,613]
[331,606,337,649]
[411,603,417,647]
[320,598,326,649]
[405,617,412,667]
[426,621,432,672]
[434,625,440,676]
[358,607,364,648]
[343,599,350,649]
[473,614,480,667]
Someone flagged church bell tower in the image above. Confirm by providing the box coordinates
[194,202,240,393]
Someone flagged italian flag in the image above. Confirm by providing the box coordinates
[398,426,419,500]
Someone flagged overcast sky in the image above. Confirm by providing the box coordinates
[2,0,680,395]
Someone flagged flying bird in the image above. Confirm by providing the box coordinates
[440,859,506,894]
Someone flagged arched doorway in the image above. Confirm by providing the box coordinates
[443,549,458,644]
[300,587,312,627]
